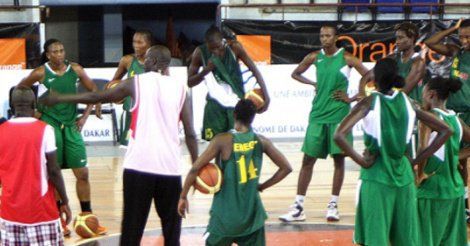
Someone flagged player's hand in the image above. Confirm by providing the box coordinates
[177,198,189,218]
[94,103,102,119]
[361,149,376,168]
[258,94,270,113]
[416,171,435,187]
[205,59,215,72]
[76,116,87,132]
[332,90,352,103]
[60,203,72,225]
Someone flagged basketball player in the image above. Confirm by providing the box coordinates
[417,76,469,245]
[42,45,198,246]
[424,18,470,220]
[0,87,71,245]
[178,99,292,246]
[279,24,369,222]
[188,25,270,141]
[360,22,426,103]
[334,58,451,246]
[17,38,106,236]
[111,29,153,147]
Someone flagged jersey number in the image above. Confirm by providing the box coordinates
[237,155,258,184]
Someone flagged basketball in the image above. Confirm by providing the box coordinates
[245,88,265,110]
[104,80,124,104]
[73,212,99,238]
[194,163,222,194]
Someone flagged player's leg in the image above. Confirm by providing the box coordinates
[153,174,182,246]
[279,123,326,222]
[119,96,132,146]
[64,126,107,234]
[235,226,266,246]
[120,169,154,246]
[390,182,418,246]
[204,232,233,246]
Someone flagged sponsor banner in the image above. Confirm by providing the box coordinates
[0,63,381,142]
[0,39,26,70]
[0,23,40,69]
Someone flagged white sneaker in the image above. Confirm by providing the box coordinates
[326,202,340,221]
[279,202,306,222]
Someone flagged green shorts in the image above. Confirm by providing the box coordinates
[354,180,418,246]
[205,226,265,246]
[458,112,470,148]
[41,114,87,169]
[301,122,352,158]
[417,197,467,246]
[202,98,234,141]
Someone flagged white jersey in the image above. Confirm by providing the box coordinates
[123,72,187,176]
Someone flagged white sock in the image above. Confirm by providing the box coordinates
[330,195,339,204]
[295,195,305,206]
[465,187,468,199]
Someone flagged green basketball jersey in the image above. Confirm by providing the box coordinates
[123,56,145,110]
[199,43,245,99]
[207,129,267,237]
[309,48,350,123]
[447,51,470,112]
[39,62,79,125]
[396,52,422,103]
[417,108,464,199]
[361,91,416,187]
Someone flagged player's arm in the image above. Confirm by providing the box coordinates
[41,77,133,106]
[18,67,45,118]
[257,135,292,192]
[291,52,317,88]
[72,63,101,127]
[180,92,198,163]
[112,55,132,80]
[401,58,425,95]
[458,118,470,160]
[415,120,432,186]
[178,133,231,218]
[358,70,374,99]
[334,96,375,168]
[424,18,463,57]
[187,47,214,87]
[334,53,370,103]
[232,42,270,113]
[412,108,451,166]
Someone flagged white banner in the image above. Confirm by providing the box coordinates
[0,64,374,142]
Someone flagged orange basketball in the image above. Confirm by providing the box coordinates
[73,212,99,238]
[194,163,222,194]
[245,88,265,110]
[104,80,124,104]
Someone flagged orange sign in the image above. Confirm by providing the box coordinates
[0,38,26,70]
[236,35,271,64]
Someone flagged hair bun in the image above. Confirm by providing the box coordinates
[447,78,462,93]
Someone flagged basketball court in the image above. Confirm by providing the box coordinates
[62,140,470,245]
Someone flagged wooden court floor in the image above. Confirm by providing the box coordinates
[62,140,470,245]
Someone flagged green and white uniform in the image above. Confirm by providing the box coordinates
[354,91,418,246]
[417,108,467,246]
[302,48,352,158]
[448,50,470,147]
[396,52,423,103]
[206,129,267,246]
[199,43,244,141]
[120,56,144,146]
[39,61,87,169]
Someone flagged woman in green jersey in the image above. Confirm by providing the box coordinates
[334,58,451,246]
[417,76,470,246]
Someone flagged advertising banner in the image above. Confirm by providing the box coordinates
[0,39,26,70]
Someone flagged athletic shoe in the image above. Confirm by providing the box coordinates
[278,202,306,222]
[60,217,71,237]
[326,202,340,221]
